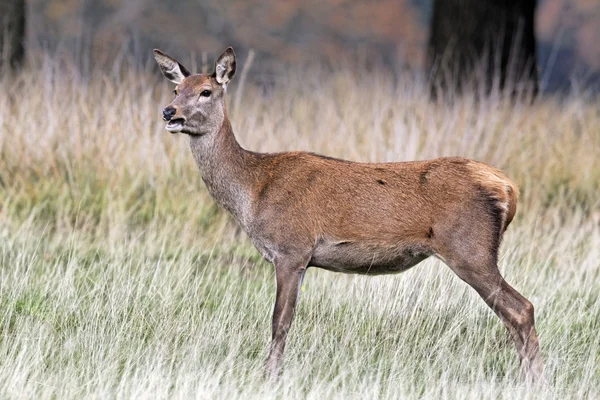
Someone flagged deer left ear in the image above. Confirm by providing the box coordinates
[153,49,191,84]
[214,47,236,87]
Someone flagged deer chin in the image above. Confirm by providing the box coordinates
[166,118,185,133]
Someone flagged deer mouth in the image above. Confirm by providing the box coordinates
[166,118,185,133]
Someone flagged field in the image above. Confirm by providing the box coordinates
[1,52,599,398]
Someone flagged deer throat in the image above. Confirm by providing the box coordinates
[188,123,256,230]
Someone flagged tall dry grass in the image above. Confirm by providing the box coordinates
[0,51,598,240]
[0,51,599,398]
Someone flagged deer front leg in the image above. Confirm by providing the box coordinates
[265,259,307,379]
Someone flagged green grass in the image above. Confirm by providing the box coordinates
[1,218,599,398]
[0,52,599,398]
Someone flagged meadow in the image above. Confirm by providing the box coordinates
[0,51,599,398]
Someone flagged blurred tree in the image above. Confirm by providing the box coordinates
[0,0,26,69]
[427,0,538,97]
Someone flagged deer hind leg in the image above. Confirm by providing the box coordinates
[433,220,543,380]
[445,261,543,381]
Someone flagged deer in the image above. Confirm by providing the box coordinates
[153,47,543,381]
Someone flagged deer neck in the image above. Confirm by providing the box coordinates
[189,114,256,227]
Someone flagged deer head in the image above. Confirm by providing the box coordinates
[153,47,236,135]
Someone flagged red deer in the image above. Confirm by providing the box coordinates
[153,47,543,381]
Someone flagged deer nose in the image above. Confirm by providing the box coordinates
[163,107,176,121]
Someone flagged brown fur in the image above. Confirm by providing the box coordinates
[153,47,543,381]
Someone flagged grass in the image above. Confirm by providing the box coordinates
[0,51,599,398]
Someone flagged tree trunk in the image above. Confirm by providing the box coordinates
[427,0,538,98]
[0,0,26,70]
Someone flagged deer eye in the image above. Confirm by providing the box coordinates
[200,90,212,97]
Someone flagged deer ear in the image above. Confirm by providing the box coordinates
[214,47,236,87]
[153,49,191,84]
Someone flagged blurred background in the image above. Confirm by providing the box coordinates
[5,0,596,92]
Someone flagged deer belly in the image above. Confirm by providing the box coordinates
[310,240,430,275]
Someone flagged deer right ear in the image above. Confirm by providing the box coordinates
[214,47,236,87]
[153,49,191,84]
